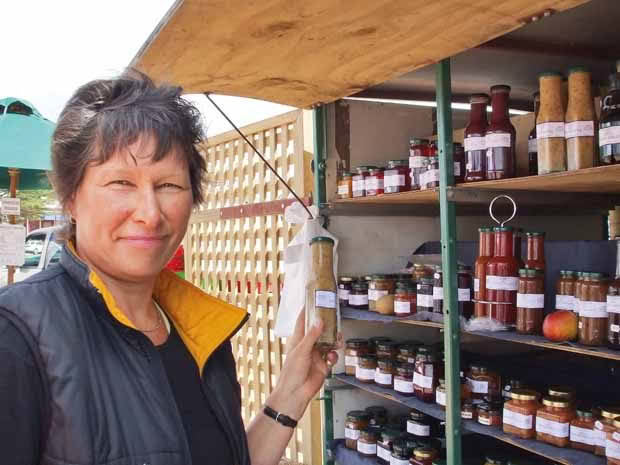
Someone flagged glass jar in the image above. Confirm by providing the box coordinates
[410,447,438,465]
[594,407,620,456]
[357,428,379,456]
[352,166,372,198]
[413,263,431,282]
[345,338,368,376]
[556,270,577,312]
[565,67,596,170]
[528,92,540,176]
[365,168,385,196]
[345,410,370,449]
[376,340,399,360]
[464,93,490,182]
[458,265,474,319]
[391,439,413,465]
[461,401,477,421]
[338,276,354,307]
[375,357,395,388]
[417,278,434,313]
[369,274,396,312]
[453,142,465,183]
[608,239,620,349]
[478,401,503,427]
[536,397,575,447]
[502,378,527,401]
[367,337,391,355]
[599,72,620,165]
[570,408,596,452]
[503,389,539,439]
[337,172,353,199]
[395,282,417,317]
[432,268,444,314]
[525,231,545,271]
[409,138,430,190]
[607,419,620,465]
[414,347,439,403]
[356,355,377,384]
[579,272,609,346]
[407,410,432,438]
[394,363,415,397]
[486,226,519,326]
[397,343,420,365]
[422,157,440,190]
[305,237,338,353]
[385,159,411,194]
[516,268,545,335]
[475,227,495,318]
[366,406,388,427]
[486,85,516,180]
[349,281,369,309]
[467,364,501,401]
[377,429,400,465]
[436,378,446,410]
[537,72,567,174]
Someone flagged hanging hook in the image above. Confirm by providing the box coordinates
[489,194,517,227]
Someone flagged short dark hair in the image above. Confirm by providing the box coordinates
[50,70,206,231]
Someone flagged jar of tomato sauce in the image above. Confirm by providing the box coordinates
[524,231,545,270]
[486,226,519,326]
[475,227,495,318]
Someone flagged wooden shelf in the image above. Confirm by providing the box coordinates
[341,307,443,329]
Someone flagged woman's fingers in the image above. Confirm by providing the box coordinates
[285,309,306,354]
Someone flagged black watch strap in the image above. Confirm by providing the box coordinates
[263,405,298,428]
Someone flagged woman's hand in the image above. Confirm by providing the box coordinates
[266,310,340,420]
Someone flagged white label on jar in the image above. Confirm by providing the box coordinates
[608,295,620,314]
[413,372,434,389]
[356,366,376,381]
[570,425,596,445]
[345,427,360,440]
[345,355,358,367]
[377,445,391,461]
[454,162,461,176]
[391,457,410,465]
[479,416,492,426]
[607,440,620,459]
[462,411,473,420]
[385,174,406,188]
[579,301,607,318]
[433,286,444,300]
[357,441,377,455]
[474,278,480,292]
[368,289,389,302]
[436,389,446,406]
[556,294,576,311]
[407,357,415,364]
[315,290,336,308]
[410,156,428,169]
[565,120,595,139]
[599,126,620,146]
[503,408,533,429]
[537,122,565,139]
[352,179,365,192]
[349,293,369,306]
[528,138,537,153]
[337,184,350,195]
[579,320,584,329]
[486,275,519,291]
[458,288,471,302]
[464,136,486,152]
[407,421,431,436]
[536,417,569,438]
[516,293,545,309]
[365,177,383,191]
[426,169,440,184]
[467,378,489,394]
[612,324,620,333]
[594,426,607,447]
[394,300,411,315]
[394,378,414,394]
[614,432,620,441]
[417,293,433,308]
[338,288,350,300]
[375,369,392,385]
[419,171,428,189]
[485,132,511,148]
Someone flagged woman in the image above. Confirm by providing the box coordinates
[0,72,338,465]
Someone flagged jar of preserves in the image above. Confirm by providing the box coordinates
[345,410,370,449]
[565,67,596,170]
[570,408,596,452]
[357,428,379,456]
[397,343,420,365]
[556,270,577,312]
[478,401,503,427]
[365,167,385,196]
[458,265,474,319]
[462,401,476,421]
[536,397,575,447]
[432,268,444,314]
[486,85,516,180]
[352,166,372,198]
[486,226,519,326]
[376,340,399,359]
[414,347,439,403]
[409,138,430,190]
[608,239,620,349]
[537,72,567,175]
[375,357,395,388]
[599,72,620,165]
[338,276,354,306]
[516,268,545,335]
[391,439,412,465]
[528,92,540,176]
[464,93,490,182]
[356,355,377,384]
[417,278,434,313]
[349,281,369,309]
[453,143,465,183]
[394,363,415,397]
[407,410,432,438]
[594,407,620,456]
[345,338,368,376]
[385,159,411,194]
[475,227,495,318]
[467,364,501,401]
[377,429,399,465]
[369,275,396,312]
[608,419,620,465]
[395,282,417,317]
[410,447,438,465]
[525,231,545,270]
[368,336,392,356]
[422,157,440,190]
[436,378,446,410]
[503,389,539,439]
[337,172,353,199]
[579,272,609,346]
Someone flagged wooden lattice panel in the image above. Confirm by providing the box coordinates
[185,110,313,464]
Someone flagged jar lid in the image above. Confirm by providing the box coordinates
[600,407,620,419]
[590,272,606,279]
[371,274,390,280]
[409,409,427,421]
[560,270,577,277]
[410,138,429,145]
[510,389,539,401]
[417,346,431,354]
[548,386,575,399]
[478,227,493,232]
[399,344,418,355]
[364,275,373,281]
[376,340,399,350]
[413,447,435,459]
[347,410,371,420]
[309,236,334,246]
[568,65,590,74]
[339,276,355,282]
[493,226,514,232]
[352,281,369,290]
[369,337,392,347]
[341,171,353,177]
[538,71,563,78]
[526,231,545,237]
[542,396,571,408]
[438,378,445,385]
[576,408,593,418]
[469,93,490,104]
[356,165,376,172]
[518,268,528,276]
[457,264,472,272]
[490,84,511,93]
[345,338,369,347]
[387,159,408,168]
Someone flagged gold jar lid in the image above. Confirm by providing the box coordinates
[601,407,620,419]
[414,447,435,459]
[548,386,576,399]
[542,396,571,408]
[510,389,539,401]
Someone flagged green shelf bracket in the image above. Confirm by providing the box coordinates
[313,106,328,207]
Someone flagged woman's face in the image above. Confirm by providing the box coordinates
[70,134,194,283]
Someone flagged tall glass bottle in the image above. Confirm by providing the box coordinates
[528,92,540,175]
[474,227,494,318]
[486,85,516,180]
[464,94,489,182]
[537,72,567,174]
[565,67,596,170]
[608,239,620,349]
[306,237,338,353]
[599,72,620,165]
[486,227,519,326]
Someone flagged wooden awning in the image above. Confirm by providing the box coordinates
[130,0,588,108]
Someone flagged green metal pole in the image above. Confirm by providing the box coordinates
[436,58,462,465]
[313,106,328,207]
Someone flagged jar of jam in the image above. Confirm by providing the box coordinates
[417,278,434,313]
[407,410,432,438]
[516,268,545,335]
[536,397,575,447]
[478,401,503,427]
[607,419,620,465]
[594,407,620,456]
[486,226,519,326]
[579,272,609,346]
[385,159,411,194]
[357,428,379,456]
[409,138,430,190]
[338,276,354,307]
[345,338,368,376]
[345,410,370,449]
[453,142,465,183]
[556,270,577,312]
[391,439,413,465]
[599,71,620,165]
[397,343,420,365]
[376,340,398,359]
[503,389,539,439]
[366,167,385,196]
[368,336,392,355]
[524,232,545,270]
[414,347,439,403]
[349,281,369,309]
[432,268,444,314]
[608,239,620,349]
[475,227,495,318]
[352,166,372,198]
[375,358,395,388]
[337,172,353,199]
[462,401,476,421]
[395,282,417,317]
[436,378,446,410]
[394,363,415,397]
[369,275,396,312]
[528,92,540,176]
[410,447,438,465]
[422,157,440,190]
[377,429,399,465]
[467,363,501,401]
[458,264,474,319]
[356,355,377,384]
[486,85,516,180]
[570,407,595,452]
[464,93,489,182]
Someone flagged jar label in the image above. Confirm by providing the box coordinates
[394,378,414,394]
[436,389,446,406]
[345,355,358,367]
[528,138,537,153]
[536,417,569,438]
[485,132,511,148]
[570,425,596,446]
[607,295,620,314]
[375,369,392,385]
[614,432,620,441]
[537,122,565,139]
[365,177,384,191]
[410,156,428,169]
[458,288,471,302]
[599,126,620,147]
[433,286,444,300]
[503,408,533,429]
[607,440,620,459]
[357,441,377,455]
[486,275,519,291]
[579,300,607,318]
[556,294,576,311]
[426,169,440,184]
[461,411,473,420]
[595,420,604,430]
[407,421,431,436]
[338,288,350,300]
[474,278,480,292]
[337,184,350,195]
[377,445,391,461]
[385,174,406,188]
[454,162,461,177]
[345,427,360,440]
[467,378,489,394]
[369,289,389,302]
[391,457,410,465]
[352,179,365,192]
[394,300,411,314]
[315,290,337,309]
[516,293,545,309]
[464,136,486,152]
[417,294,433,308]
[565,120,595,139]
[349,293,369,306]
[612,324,620,333]
[356,366,376,381]
[413,372,434,389]
[419,171,428,188]
[478,416,492,426]
[595,427,607,447]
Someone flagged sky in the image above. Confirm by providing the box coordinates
[1,0,295,136]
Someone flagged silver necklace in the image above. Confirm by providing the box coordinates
[137,305,164,333]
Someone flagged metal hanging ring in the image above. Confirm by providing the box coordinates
[489,194,517,227]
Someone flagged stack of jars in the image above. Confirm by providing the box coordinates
[338,160,413,200]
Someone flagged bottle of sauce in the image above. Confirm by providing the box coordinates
[464,94,489,182]
[599,72,620,165]
[474,227,494,318]
[524,231,545,270]
[565,67,596,170]
[486,85,516,180]
[537,72,567,174]
[486,226,519,326]
[528,92,540,176]
[608,239,620,349]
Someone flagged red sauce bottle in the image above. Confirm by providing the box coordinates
[486,226,519,325]
[474,227,494,318]
[486,85,517,180]
[464,93,489,182]
[525,231,545,271]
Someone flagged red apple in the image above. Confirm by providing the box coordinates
[543,310,578,342]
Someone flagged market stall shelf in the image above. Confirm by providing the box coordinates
[341,307,443,329]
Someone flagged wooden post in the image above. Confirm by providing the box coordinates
[7,168,20,285]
